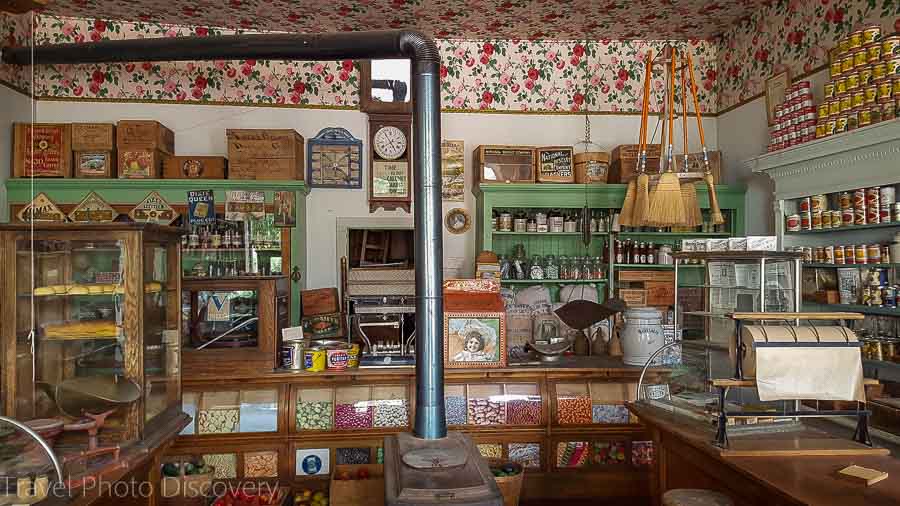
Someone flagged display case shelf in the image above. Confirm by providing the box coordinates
[617,231,731,237]
[613,264,703,269]
[493,231,609,236]
[501,279,607,285]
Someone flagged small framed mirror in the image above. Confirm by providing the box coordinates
[360,59,413,114]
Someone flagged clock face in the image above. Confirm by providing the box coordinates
[373,125,407,160]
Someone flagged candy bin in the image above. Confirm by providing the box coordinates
[477,443,503,459]
[336,447,372,465]
[556,441,589,468]
[296,388,334,431]
[334,386,374,430]
[197,391,240,434]
[632,440,655,467]
[590,382,636,424]
[445,384,467,425]
[555,383,592,424]
[467,384,507,425]
[505,384,542,425]
[593,441,626,465]
[372,385,409,428]
[243,451,278,478]
[508,443,541,469]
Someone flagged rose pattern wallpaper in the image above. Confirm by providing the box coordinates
[718,0,900,111]
[0,12,31,93]
[40,0,766,40]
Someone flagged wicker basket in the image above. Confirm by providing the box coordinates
[488,461,524,506]
[160,465,214,499]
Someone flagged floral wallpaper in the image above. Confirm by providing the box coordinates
[40,0,766,40]
[13,15,719,114]
[0,12,32,93]
[718,0,900,111]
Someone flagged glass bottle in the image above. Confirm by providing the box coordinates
[513,243,527,280]
[559,255,570,280]
[582,257,594,280]
[590,211,598,233]
[624,240,633,264]
[514,209,527,233]
[499,255,510,280]
[638,242,647,264]
[563,211,577,233]
[549,208,564,233]
[526,211,537,233]
[545,255,559,279]
[570,256,582,280]
[647,242,656,265]
[491,209,499,231]
[615,240,623,264]
[593,256,604,279]
[529,255,545,280]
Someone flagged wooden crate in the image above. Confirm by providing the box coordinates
[616,270,675,283]
[619,288,647,307]
[71,123,115,151]
[117,120,175,154]
[474,145,536,184]
[535,146,574,183]
[163,156,227,179]
[608,143,662,184]
[301,288,340,317]
[118,149,166,179]
[644,281,674,306]
[330,464,384,506]
[74,151,116,178]
[13,123,72,178]
[226,129,304,180]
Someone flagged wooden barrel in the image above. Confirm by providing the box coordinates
[574,151,610,183]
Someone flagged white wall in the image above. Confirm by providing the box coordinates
[1,86,33,222]
[716,68,830,235]
[25,100,718,289]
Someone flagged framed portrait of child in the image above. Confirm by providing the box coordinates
[444,314,506,369]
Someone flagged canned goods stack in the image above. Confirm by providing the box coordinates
[789,242,892,265]
[818,25,899,142]
[769,81,815,151]
[785,185,899,232]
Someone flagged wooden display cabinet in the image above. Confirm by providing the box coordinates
[0,223,188,491]
[181,276,290,376]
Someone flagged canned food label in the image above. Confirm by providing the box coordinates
[878,80,893,99]
[304,349,326,371]
[839,38,850,55]
[326,348,350,370]
[874,63,887,80]
[864,26,882,44]
[852,91,865,108]
[884,37,900,57]
[831,61,843,78]
[847,73,860,90]
[861,68,873,86]
[860,108,872,126]
[889,58,900,76]
[836,116,848,132]
[854,50,868,67]
[840,95,852,112]
[850,31,863,49]
[894,78,900,96]
[842,55,855,73]
[867,43,882,62]
[825,119,837,135]
[865,86,878,103]
[836,78,848,95]
[829,99,841,116]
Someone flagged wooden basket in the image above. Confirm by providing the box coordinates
[488,460,524,506]
[329,464,385,506]
[574,152,610,183]
[160,465,214,499]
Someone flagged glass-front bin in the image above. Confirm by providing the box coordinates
[181,213,285,279]
[0,224,183,474]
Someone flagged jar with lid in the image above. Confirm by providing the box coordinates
[559,255,570,280]
[499,209,513,231]
[513,210,527,233]
[526,212,537,233]
[563,212,577,233]
[491,209,499,231]
[549,209,564,233]
[535,210,548,232]
[499,255,511,279]
[589,211,599,233]
[592,256,604,279]
[582,257,595,280]
[569,257,582,280]
[529,255,545,280]
[657,244,673,265]
[544,255,559,279]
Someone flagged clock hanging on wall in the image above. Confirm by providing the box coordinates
[306,127,364,189]
[368,114,412,212]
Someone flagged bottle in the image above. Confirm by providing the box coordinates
[188,226,199,249]
[563,211,577,233]
[624,240,633,264]
[590,211,598,233]
[549,209,564,233]
[545,255,559,279]
[638,242,646,264]
[210,222,222,249]
[526,212,537,233]
[647,242,656,264]
[513,210,527,233]
[529,255,545,280]
[615,240,623,264]
[491,209,499,231]
[536,210,548,232]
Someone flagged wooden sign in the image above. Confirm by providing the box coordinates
[13,123,72,178]
[187,190,215,225]
[17,192,66,223]
[274,190,296,227]
[68,191,117,223]
[225,190,265,221]
[129,191,178,225]
[536,146,574,183]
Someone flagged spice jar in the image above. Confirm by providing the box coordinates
[549,209,564,233]
[499,210,513,231]
[526,212,537,232]
[513,210,527,233]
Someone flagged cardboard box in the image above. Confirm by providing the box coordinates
[645,281,675,306]
[71,123,116,151]
[226,129,304,180]
[13,123,72,178]
[301,312,344,339]
[681,238,707,252]
[727,237,748,251]
[163,156,227,179]
[117,120,174,154]
[706,238,730,252]
[118,149,165,179]
[330,465,384,506]
[747,236,777,251]
[617,270,675,283]
[74,151,116,178]
[301,288,340,316]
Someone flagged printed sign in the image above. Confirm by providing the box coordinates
[17,193,66,223]
[68,191,116,223]
[539,148,573,178]
[187,190,215,225]
[77,152,111,177]
[372,161,409,198]
[441,140,465,201]
[21,125,68,177]
[206,292,231,322]
[129,191,178,225]
[295,449,329,476]
[225,190,265,221]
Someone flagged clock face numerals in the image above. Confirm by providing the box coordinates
[373,125,407,160]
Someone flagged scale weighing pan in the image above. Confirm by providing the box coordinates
[40,377,141,418]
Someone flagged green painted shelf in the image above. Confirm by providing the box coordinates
[803,303,900,317]
[614,264,704,269]
[617,231,730,237]
[493,231,608,236]
[786,222,900,235]
[501,279,608,285]
[804,263,900,269]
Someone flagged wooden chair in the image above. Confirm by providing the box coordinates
[662,489,734,506]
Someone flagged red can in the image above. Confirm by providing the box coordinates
[868,244,882,263]
[867,187,882,223]
[801,211,812,230]
[840,191,852,210]
[842,209,855,226]
[846,244,857,264]
[799,197,811,213]
[853,188,866,209]
[825,245,835,263]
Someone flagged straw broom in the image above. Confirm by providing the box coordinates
[686,52,724,225]
[632,50,654,226]
[680,59,702,227]
[648,47,685,226]
[621,50,653,227]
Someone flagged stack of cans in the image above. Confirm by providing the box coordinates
[769,81,815,151]
[785,185,899,232]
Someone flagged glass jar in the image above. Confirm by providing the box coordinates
[563,212,577,233]
[535,211,548,232]
[499,210,513,232]
[559,255,570,280]
[549,209,564,233]
[491,209,499,231]
[529,255,545,280]
[526,212,537,232]
[569,256,582,280]
[593,256,604,279]
[514,210,527,233]
[499,255,510,280]
[544,255,559,279]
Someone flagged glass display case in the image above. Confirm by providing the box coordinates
[182,213,285,279]
[289,384,411,433]
[443,382,544,427]
[0,223,183,483]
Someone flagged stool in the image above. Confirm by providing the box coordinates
[662,489,734,506]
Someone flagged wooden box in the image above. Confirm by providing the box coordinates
[118,149,165,179]
[13,123,72,178]
[163,156,227,179]
[226,129,304,180]
[443,279,506,369]
[71,123,115,151]
[619,288,647,307]
[681,150,722,182]
[116,120,175,154]
[301,287,340,317]
[74,151,116,178]
[644,281,674,306]
[574,152,609,184]
[536,146,575,183]
[330,465,384,506]
[608,143,662,184]
[617,270,675,283]
[474,145,536,184]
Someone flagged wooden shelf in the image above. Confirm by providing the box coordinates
[617,231,730,237]
[501,279,607,285]
[786,222,900,235]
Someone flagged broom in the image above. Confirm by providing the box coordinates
[632,50,654,227]
[680,59,702,228]
[686,52,724,225]
[648,47,685,226]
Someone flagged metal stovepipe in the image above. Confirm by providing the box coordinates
[2,30,447,439]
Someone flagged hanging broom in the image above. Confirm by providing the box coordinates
[680,58,702,228]
[648,47,685,226]
[686,52,724,225]
[632,50,654,226]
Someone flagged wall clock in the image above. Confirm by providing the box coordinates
[307,127,363,189]
[368,113,412,213]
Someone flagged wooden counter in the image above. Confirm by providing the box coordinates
[629,402,900,506]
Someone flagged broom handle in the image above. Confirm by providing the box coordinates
[667,47,676,172]
[686,53,711,173]
[681,58,689,171]
[639,50,653,173]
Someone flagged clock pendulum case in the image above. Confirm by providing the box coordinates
[368,113,413,212]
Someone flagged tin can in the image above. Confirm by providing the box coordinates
[872,103,883,123]
[815,121,825,139]
[346,343,360,368]
[842,54,855,74]
[800,211,812,230]
[850,31,864,49]
[886,286,897,307]
[854,49,868,68]
[853,188,866,208]
[860,67,874,86]
[835,245,846,264]
[842,208,855,226]
[824,245,835,263]
[822,210,832,228]
[855,205,868,225]
[847,72,860,90]
[874,62,888,80]
[846,244,857,264]
[839,37,851,55]
[840,94,852,112]
[831,60,843,79]
[864,25,883,45]
[847,108,859,130]
[839,191,852,210]
[865,85,878,104]
[889,57,900,76]
[786,214,801,231]
[882,204,893,223]
[869,244,882,263]
[825,118,837,135]
[304,346,327,372]
[852,90,866,108]
[881,185,896,205]
[867,42,883,63]
[822,83,834,101]
[802,247,813,262]
[884,35,900,58]
[836,115,848,133]
[894,202,900,221]
[282,340,307,370]
[325,344,350,371]
[877,78,893,100]
[812,210,823,229]
[832,210,843,227]
[859,107,873,127]
[836,77,848,95]
[885,245,893,264]
[868,186,881,211]
[856,244,869,264]
[828,98,841,116]
[818,103,830,119]
[884,98,897,120]
[894,78,900,97]
[811,194,827,212]
[798,197,811,213]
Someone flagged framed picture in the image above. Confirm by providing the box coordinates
[441,140,465,201]
[445,208,471,234]
[274,190,296,227]
[765,70,791,126]
[444,313,506,369]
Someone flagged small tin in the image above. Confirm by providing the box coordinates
[847,72,860,90]
[852,90,865,108]
[842,54,855,74]
[865,85,878,104]
[867,186,881,207]
[800,211,812,230]
[886,285,898,308]
[325,344,350,371]
[811,194,827,212]
[832,210,842,227]
[847,108,859,130]
[825,118,837,136]
[815,122,825,139]
[346,343,360,368]
[853,188,866,209]
[811,210,823,229]
[860,67,874,86]
[881,204,893,223]
[282,340,307,370]
[868,244,882,263]
[863,25,883,45]
[839,191,852,210]
[881,185,896,205]
[836,77,848,95]
[822,211,833,228]
[304,346,327,372]
[835,245,846,264]
[842,208,855,226]
[884,35,900,58]
[846,244,857,264]
[894,202,900,221]
[824,245,835,263]
[814,247,825,263]
[868,206,881,225]
[867,42,883,63]
[894,77,900,97]
[850,30,864,50]
[889,57,900,76]
[839,37,851,55]
[840,94,852,112]
[824,83,835,100]
[828,98,842,116]
[786,214,801,231]
[855,205,867,225]
[831,60,843,79]
[835,115,848,133]
[854,49,868,68]
[871,103,883,123]
[799,196,811,213]
[874,62,888,80]
[818,103,830,119]
[884,98,897,120]
[877,78,893,100]
[859,107,873,127]
[856,244,869,264]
